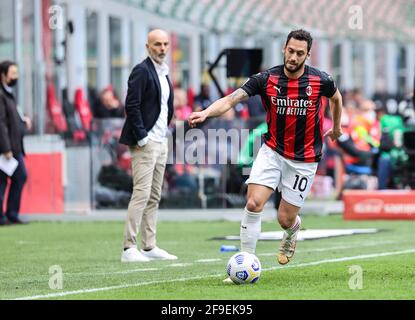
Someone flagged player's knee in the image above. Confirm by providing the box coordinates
[246,198,263,213]
[278,214,294,230]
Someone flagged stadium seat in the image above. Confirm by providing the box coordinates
[46,83,68,133]
[74,87,93,132]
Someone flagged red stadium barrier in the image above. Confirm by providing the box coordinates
[343,190,415,220]
[20,153,64,214]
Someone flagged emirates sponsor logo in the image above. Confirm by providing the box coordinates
[271,96,312,116]
[270,96,313,108]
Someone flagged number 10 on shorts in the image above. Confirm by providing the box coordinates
[293,175,308,192]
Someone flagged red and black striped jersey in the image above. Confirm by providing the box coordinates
[241,65,337,163]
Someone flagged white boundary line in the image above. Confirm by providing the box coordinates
[195,259,222,263]
[0,240,399,278]
[77,268,160,276]
[13,248,415,300]
[68,240,401,277]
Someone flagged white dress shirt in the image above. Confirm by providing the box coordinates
[137,58,170,146]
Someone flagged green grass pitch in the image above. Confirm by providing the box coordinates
[0,215,414,300]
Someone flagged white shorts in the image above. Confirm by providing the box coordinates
[245,144,318,207]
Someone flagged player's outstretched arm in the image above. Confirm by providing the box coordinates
[324,89,343,141]
[188,88,249,128]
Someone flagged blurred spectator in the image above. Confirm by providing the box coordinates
[350,88,365,109]
[375,103,408,189]
[193,84,212,111]
[400,92,415,127]
[173,87,192,121]
[94,87,125,119]
[336,99,380,191]
[353,99,381,152]
[246,95,265,118]
[187,87,195,111]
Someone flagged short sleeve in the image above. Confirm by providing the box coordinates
[240,72,268,97]
[321,72,337,98]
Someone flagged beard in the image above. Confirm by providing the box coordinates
[284,55,306,74]
[149,50,166,64]
[157,53,166,60]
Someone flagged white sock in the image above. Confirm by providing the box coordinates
[240,207,261,254]
[286,215,301,237]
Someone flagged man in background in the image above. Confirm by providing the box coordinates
[119,29,177,262]
[0,61,31,226]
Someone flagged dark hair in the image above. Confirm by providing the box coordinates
[0,60,17,77]
[285,29,313,53]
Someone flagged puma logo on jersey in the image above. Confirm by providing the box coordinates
[274,85,281,95]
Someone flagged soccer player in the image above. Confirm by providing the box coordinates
[188,30,343,278]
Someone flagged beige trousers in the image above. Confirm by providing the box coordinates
[123,139,168,250]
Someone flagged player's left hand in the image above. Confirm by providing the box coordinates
[324,127,343,141]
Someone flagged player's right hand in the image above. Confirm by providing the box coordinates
[188,111,207,128]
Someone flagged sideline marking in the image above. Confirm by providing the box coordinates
[195,259,222,263]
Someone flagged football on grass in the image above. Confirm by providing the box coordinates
[226,252,261,284]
